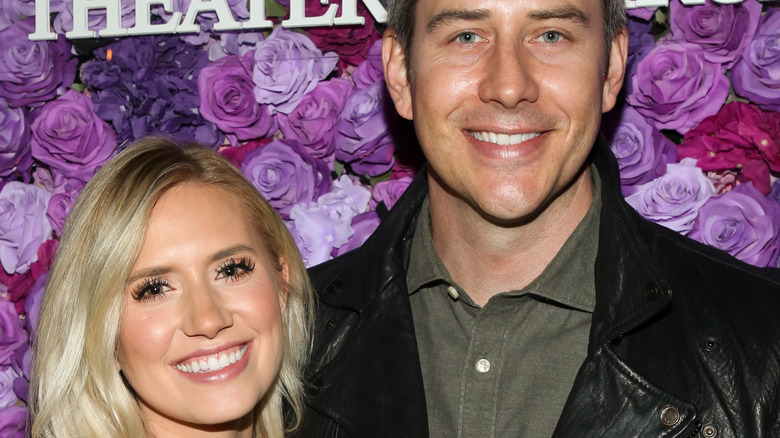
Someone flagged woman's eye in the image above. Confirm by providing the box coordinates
[133,279,170,302]
[216,257,256,281]
[539,30,563,43]
[455,32,483,44]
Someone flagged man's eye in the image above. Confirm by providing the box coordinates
[540,31,563,43]
[455,32,483,44]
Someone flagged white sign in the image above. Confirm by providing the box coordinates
[28,0,388,40]
[28,0,771,41]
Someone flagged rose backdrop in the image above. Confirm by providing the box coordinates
[1,0,780,434]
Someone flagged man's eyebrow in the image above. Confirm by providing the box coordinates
[425,9,491,33]
[527,5,590,26]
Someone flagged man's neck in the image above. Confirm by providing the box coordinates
[428,168,594,307]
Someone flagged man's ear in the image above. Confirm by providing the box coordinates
[383,29,414,121]
[602,26,628,113]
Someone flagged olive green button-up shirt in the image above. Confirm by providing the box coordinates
[407,172,601,438]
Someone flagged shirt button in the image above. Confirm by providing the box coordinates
[475,358,491,373]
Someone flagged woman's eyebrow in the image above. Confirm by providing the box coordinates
[425,8,491,33]
[210,244,258,263]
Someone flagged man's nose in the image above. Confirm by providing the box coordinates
[181,282,233,339]
[478,40,539,108]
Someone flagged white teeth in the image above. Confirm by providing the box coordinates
[470,130,541,145]
[176,344,247,374]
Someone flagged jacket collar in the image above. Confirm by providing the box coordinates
[317,134,673,342]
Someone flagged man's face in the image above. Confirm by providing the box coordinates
[383,0,626,223]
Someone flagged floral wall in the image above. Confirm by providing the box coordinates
[1,0,779,434]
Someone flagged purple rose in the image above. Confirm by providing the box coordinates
[0,2,19,32]
[731,9,780,112]
[0,298,26,367]
[771,179,780,205]
[670,0,761,68]
[332,211,381,257]
[252,27,339,115]
[626,158,716,234]
[627,6,655,21]
[628,40,729,134]
[0,405,26,438]
[0,366,19,408]
[278,78,354,167]
[351,39,384,89]
[31,90,116,183]
[199,51,276,145]
[335,81,397,177]
[690,183,780,268]
[305,0,382,70]
[209,31,264,61]
[12,346,31,404]
[603,105,677,195]
[370,176,413,211]
[0,182,52,275]
[83,35,221,148]
[0,18,76,108]
[0,99,32,182]
[288,175,372,267]
[241,139,331,218]
[625,17,656,95]
[23,272,46,343]
[47,182,83,237]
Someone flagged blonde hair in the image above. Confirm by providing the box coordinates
[30,137,314,438]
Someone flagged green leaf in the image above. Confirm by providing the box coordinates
[264,0,287,18]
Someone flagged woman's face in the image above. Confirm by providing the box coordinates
[117,182,286,436]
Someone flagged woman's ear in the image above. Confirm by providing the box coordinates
[383,29,414,121]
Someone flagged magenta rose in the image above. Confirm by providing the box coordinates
[0,299,25,367]
[0,182,52,275]
[628,40,729,134]
[690,183,780,268]
[626,159,716,234]
[603,105,676,195]
[0,18,76,108]
[278,78,354,167]
[669,0,761,68]
[252,27,339,115]
[240,139,332,218]
[335,81,397,177]
[0,100,32,182]
[31,90,116,184]
[199,51,276,146]
[305,0,382,70]
[731,8,780,112]
[0,405,26,438]
[370,176,413,211]
[678,102,779,195]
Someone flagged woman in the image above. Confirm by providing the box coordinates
[30,137,314,438]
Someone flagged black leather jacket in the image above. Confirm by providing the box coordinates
[292,136,780,438]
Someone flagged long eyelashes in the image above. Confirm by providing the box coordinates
[132,277,170,302]
[130,257,256,302]
[216,257,256,281]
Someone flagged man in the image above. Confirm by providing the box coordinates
[292,0,780,436]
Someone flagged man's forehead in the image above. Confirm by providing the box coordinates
[415,0,600,27]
